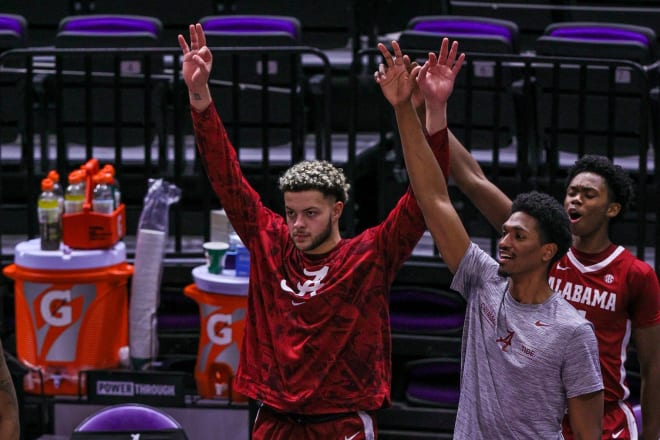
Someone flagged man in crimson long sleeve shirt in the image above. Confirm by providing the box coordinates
[178,25,457,439]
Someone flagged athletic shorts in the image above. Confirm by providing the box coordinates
[562,400,638,440]
[252,403,378,440]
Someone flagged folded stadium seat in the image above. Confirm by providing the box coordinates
[389,286,466,335]
[447,0,562,51]
[404,358,461,408]
[71,403,189,439]
[533,22,657,173]
[0,13,27,144]
[49,14,167,171]
[398,16,522,175]
[0,13,26,47]
[199,14,302,153]
[58,14,162,35]
[197,15,308,210]
[83,0,218,42]
[405,15,520,53]
[536,22,657,65]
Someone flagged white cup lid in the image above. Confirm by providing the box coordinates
[14,239,126,270]
[192,265,249,296]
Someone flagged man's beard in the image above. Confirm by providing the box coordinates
[301,217,333,253]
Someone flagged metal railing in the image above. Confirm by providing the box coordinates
[0,47,658,272]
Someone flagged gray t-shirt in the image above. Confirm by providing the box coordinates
[450,243,602,440]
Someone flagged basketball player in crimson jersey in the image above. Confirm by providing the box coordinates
[178,24,461,439]
[444,142,660,437]
[550,156,660,440]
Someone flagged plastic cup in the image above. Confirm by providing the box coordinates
[203,242,230,274]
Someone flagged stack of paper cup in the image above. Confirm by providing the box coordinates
[210,209,230,243]
[129,228,166,369]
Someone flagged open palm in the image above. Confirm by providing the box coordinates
[417,39,464,107]
[375,41,420,107]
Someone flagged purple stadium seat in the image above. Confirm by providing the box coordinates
[59,14,162,36]
[196,15,304,151]
[405,359,461,407]
[389,287,466,334]
[200,15,300,41]
[410,17,514,42]
[548,26,649,45]
[72,403,188,439]
[0,14,26,40]
[51,14,165,152]
[403,15,520,53]
[533,20,657,172]
[0,14,26,143]
[398,15,521,165]
[536,22,657,64]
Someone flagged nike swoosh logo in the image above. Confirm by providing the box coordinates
[556,264,570,271]
[535,320,550,327]
[612,428,624,438]
[345,433,360,440]
[291,300,305,306]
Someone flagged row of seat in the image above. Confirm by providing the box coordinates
[402,15,659,64]
[0,13,657,264]
[3,12,660,62]
[0,13,302,49]
[391,15,659,170]
[0,13,306,152]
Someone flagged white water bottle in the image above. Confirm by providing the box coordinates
[38,178,61,250]
[47,170,64,214]
[64,170,85,214]
[92,172,115,214]
[102,164,121,208]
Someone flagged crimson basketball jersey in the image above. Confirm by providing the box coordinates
[549,244,660,403]
[191,104,449,414]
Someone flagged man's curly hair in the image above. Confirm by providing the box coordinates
[511,191,572,265]
[565,155,634,219]
[279,160,350,203]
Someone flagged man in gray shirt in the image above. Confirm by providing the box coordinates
[375,38,604,438]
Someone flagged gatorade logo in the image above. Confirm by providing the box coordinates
[30,285,89,362]
[40,290,73,326]
[207,313,232,345]
[196,304,246,373]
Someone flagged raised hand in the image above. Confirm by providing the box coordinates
[374,40,421,107]
[404,56,425,111]
[417,38,465,109]
[177,23,213,94]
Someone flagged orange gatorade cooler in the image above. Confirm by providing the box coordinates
[2,239,133,395]
[184,265,248,402]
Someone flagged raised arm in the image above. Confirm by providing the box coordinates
[447,130,512,231]
[376,39,470,273]
[178,23,213,112]
[409,46,513,231]
[178,23,273,242]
